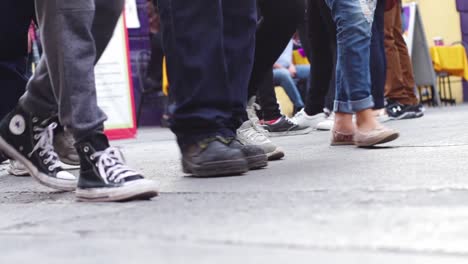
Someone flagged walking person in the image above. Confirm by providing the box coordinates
[238,0,310,149]
[325,0,399,147]
[384,0,424,119]
[294,0,389,130]
[0,0,79,175]
[159,0,268,177]
[0,0,159,202]
[0,0,36,164]
[293,0,336,130]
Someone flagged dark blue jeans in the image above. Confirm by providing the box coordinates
[370,0,386,109]
[159,0,257,146]
[273,65,309,109]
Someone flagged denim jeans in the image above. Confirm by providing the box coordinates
[370,0,386,109]
[325,0,376,113]
[273,65,309,109]
[159,0,257,146]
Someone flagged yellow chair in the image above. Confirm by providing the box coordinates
[293,50,310,65]
[274,86,294,117]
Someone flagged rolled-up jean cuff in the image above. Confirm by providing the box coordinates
[350,95,374,112]
[333,100,353,114]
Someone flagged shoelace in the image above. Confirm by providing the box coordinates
[241,125,269,143]
[90,147,139,184]
[284,116,299,126]
[246,105,270,136]
[29,122,61,171]
[291,110,305,123]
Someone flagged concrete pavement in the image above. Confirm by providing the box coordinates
[1,105,468,263]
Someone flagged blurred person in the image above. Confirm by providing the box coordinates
[145,0,163,91]
[325,0,399,147]
[384,0,424,119]
[0,0,79,172]
[239,0,311,143]
[273,39,310,113]
[294,0,388,131]
[0,0,159,201]
[159,0,268,177]
[293,0,336,130]
[370,0,388,119]
[0,0,36,164]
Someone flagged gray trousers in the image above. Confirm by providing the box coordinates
[20,0,125,141]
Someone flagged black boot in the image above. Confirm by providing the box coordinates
[0,106,76,191]
[75,133,159,202]
[228,138,267,170]
[182,136,248,177]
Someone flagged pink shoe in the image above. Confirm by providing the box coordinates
[354,126,399,147]
[331,130,354,146]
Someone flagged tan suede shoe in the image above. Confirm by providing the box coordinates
[354,126,399,147]
[331,130,355,146]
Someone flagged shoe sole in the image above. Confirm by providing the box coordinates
[330,141,354,146]
[355,132,400,147]
[389,112,418,120]
[59,157,80,166]
[246,154,268,170]
[0,136,76,191]
[267,148,285,161]
[76,179,159,202]
[183,158,248,177]
[268,127,313,137]
[7,168,30,177]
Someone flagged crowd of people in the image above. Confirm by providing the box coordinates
[0,0,423,202]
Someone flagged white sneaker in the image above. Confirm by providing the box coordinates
[291,109,327,129]
[237,120,284,161]
[246,96,269,136]
[7,160,30,177]
[316,112,335,131]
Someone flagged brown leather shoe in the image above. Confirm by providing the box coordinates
[354,126,399,147]
[331,130,354,146]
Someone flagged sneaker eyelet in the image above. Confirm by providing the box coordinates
[32,117,38,123]
[48,166,53,171]
[39,151,44,157]
[43,160,48,165]
[84,146,89,153]
[34,135,39,140]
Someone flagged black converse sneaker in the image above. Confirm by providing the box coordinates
[0,107,76,191]
[75,135,159,202]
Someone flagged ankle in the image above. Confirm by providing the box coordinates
[333,112,354,133]
[356,109,380,132]
[75,131,109,152]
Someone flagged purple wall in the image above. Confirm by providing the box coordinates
[128,0,165,126]
[456,0,468,101]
